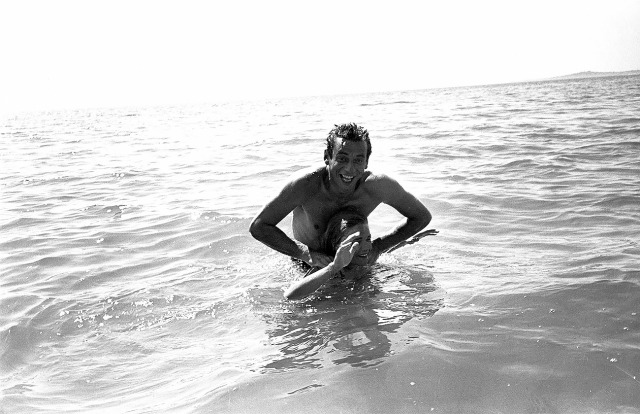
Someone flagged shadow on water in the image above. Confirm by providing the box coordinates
[248,263,444,370]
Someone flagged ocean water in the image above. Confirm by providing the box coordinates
[1,75,639,413]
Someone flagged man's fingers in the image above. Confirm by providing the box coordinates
[413,229,439,239]
[309,251,334,268]
[407,229,439,244]
[384,229,438,253]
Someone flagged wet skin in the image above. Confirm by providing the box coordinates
[325,139,368,195]
[250,136,432,268]
[292,139,371,251]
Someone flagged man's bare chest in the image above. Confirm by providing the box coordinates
[302,189,379,224]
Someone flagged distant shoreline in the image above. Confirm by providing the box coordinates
[421,70,640,94]
[547,70,640,81]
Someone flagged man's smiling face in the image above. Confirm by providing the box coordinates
[324,138,369,192]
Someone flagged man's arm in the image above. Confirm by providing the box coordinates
[249,172,332,267]
[368,175,432,261]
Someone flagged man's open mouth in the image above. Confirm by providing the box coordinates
[340,174,354,183]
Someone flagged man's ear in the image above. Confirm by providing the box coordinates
[324,149,330,165]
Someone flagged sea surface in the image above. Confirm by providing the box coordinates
[1,75,640,413]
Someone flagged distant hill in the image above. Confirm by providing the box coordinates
[550,70,640,80]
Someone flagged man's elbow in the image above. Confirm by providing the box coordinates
[249,217,264,240]
[423,209,432,227]
[415,208,432,230]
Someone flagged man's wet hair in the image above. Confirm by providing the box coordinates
[326,123,372,160]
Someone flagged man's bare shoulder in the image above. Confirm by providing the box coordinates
[255,166,326,224]
[287,166,325,188]
[362,171,399,188]
[361,171,406,200]
[279,166,326,201]
[289,166,325,180]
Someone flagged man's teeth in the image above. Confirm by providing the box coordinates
[341,174,354,182]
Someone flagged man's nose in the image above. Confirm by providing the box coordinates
[345,160,355,173]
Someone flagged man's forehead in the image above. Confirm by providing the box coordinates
[333,138,368,154]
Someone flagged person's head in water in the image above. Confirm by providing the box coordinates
[324,124,372,191]
[322,208,373,267]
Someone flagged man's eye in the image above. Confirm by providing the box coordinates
[354,158,364,164]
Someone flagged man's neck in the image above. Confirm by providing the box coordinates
[323,167,358,199]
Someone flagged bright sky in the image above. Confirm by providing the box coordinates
[1,0,639,114]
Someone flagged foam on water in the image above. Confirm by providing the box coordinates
[1,75,640,413]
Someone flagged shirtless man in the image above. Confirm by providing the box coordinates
[249,123,432,268]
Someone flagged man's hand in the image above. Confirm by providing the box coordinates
[299,242,333,268]
[308,250,333,268]
[382,229,439,254]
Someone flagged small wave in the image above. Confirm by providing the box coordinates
[472,123,500,131]
[501,159,539,169]
[0,217,49,232]
[594,126,640,137]
[26,255,73,268]
[360,100,415,107]
[0,325,42,373]
[575,140,640,151]
[609,117,640,125]
[592,195,640,209]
